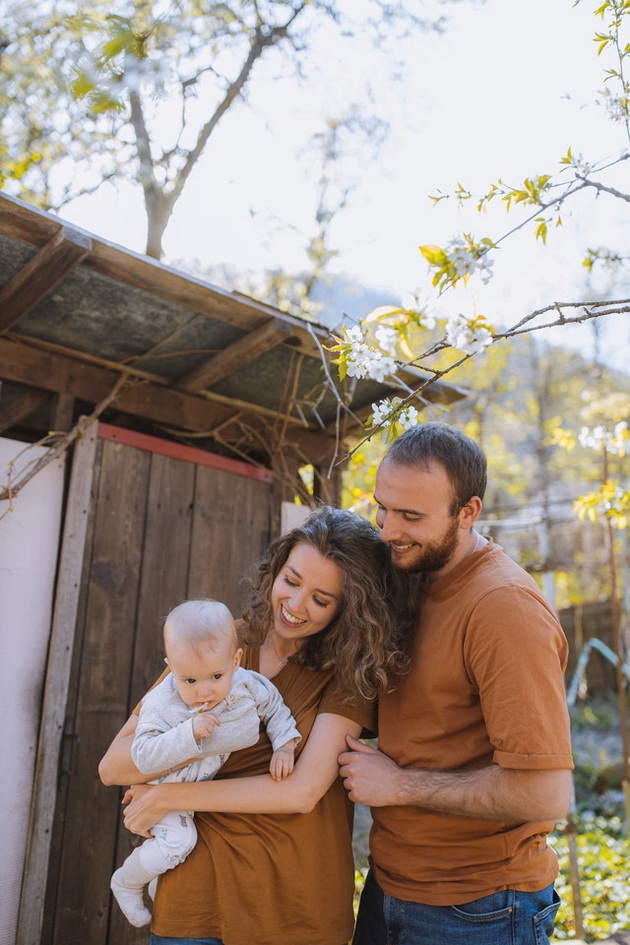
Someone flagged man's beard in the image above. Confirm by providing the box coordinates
[390,516,460,575]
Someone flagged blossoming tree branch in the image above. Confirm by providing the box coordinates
[332,0,630,418]
[327,0,629,531]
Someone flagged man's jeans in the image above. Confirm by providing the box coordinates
[353,868,561,945]
[150,937,222,944]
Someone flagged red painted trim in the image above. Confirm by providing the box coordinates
[97,422,274,483]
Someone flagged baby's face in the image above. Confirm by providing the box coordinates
[166,637,241,710]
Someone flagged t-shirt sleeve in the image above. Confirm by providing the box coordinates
[132,667,170,716]
[465,584,574,771]
[318,674,377,735]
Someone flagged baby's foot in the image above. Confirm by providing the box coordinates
[111,868,152,927]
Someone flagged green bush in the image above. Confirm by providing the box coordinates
[353,816,630,942]
[551,815,630,942]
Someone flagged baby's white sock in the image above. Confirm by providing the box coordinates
[110,848,156,927]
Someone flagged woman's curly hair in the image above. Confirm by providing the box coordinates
[242,506,414,700]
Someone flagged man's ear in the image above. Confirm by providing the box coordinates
[459,496,482,528]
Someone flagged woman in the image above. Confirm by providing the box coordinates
[99,506,410,945]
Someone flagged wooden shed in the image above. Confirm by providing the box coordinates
[0,192,465,945]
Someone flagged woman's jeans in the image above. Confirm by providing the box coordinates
[353,868,561,945]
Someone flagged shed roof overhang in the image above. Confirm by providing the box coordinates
[0,192,467,471]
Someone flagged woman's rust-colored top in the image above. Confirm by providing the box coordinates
[149,642,374,944]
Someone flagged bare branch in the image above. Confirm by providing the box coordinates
[0,374,128,514]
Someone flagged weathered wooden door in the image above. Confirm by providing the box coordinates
[41,427,274,945]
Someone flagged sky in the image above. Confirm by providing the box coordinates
[60,0,630,370]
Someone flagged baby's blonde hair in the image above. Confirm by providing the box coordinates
[163,599,237,653]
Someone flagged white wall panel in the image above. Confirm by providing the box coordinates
[0,439,65,945]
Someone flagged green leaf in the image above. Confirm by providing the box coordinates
[534,218,548,243]
[419,244,447,267]
[71,72,95,99]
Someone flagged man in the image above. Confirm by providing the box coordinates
[339,421,574,945]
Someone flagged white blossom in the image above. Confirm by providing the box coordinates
[346,347,396,382]
[370,399,419,431]
[445,315,493,355]
[371,400,391,426]
[445,236,494,285]
[375,326,398,355]
[419,312,437,330]
[447,238,477,277]
[579,421,629,456]
[398,405,419,430]
[345,325,364,344]
[477,255,494,284]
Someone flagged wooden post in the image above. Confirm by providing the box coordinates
[16,424,98,945]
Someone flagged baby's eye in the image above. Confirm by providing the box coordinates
[212,673,223,680]
[185,678,196,685]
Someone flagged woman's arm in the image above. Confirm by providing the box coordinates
[122,712,362,836]
[98,714,158,786]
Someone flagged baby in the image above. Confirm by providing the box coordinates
[110,598,300,927]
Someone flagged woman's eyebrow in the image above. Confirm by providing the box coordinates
[286,565,339,599]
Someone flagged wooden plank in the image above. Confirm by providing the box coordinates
[40,434,104,945]
[188,466,273,617]
[103,451,197,945]
[98,422,274,483]
[175,319,291,391]
[16,424,98,945]
[130,453,196,705]
[51,392,75,432]
[0,191,62,245]
[49,438,151,945]
[0,226,92,330]
[0,336,238,430]
[0,387,51,433]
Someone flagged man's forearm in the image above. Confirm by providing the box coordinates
[388,763,571,822]
[338,737,572,822]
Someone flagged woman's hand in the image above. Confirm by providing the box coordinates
[122,783,168,837]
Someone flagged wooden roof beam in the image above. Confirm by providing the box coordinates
[174,320,293,392]
[0,388,52,434]
[0,337,341,462]
[0,226,92,331]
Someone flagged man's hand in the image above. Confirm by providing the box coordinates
[193,711,221,740]
[338,734,402,806]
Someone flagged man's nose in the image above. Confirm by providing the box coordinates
[378,513,398,542]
